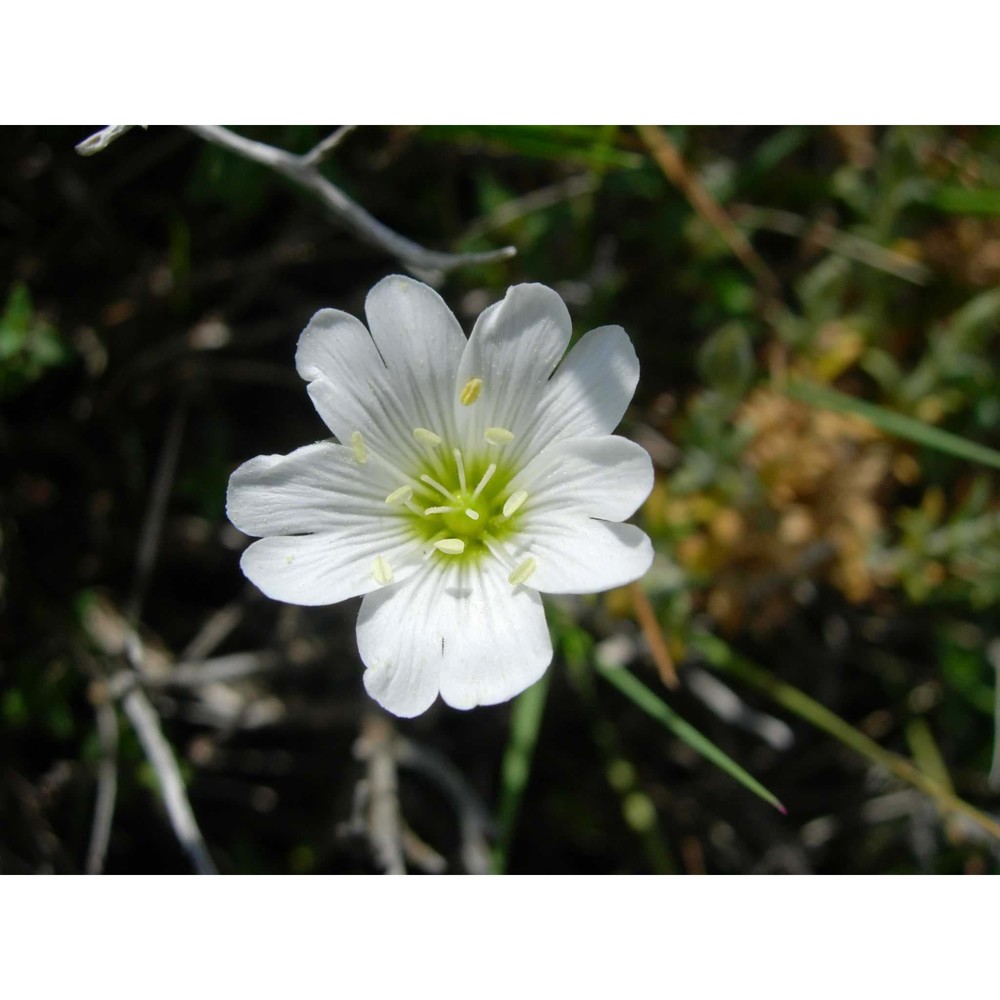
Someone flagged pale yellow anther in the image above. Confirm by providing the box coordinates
[508,557,536,587]
[503,490,528,518]
[424,506,456,516]
[464,509,480,521]
[413,427,442,447]
[350,431,367,465]
[433,538,466,555]
[459,377,483,406]
[372,555,394,585]
[385,485,413,506]
[485,427,515,446]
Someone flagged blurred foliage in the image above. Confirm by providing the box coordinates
[1,125,998,874]
[0,283,71,398]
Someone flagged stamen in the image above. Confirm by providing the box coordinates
[420,474,456,501]
[350,431,367,465]
[434,538,465,555]
[413,427,442,447]
[508,557,537,587]
[403,499,425,516]
[485,426,515,446]
[459,377,483,406]
[384,485,413,506]
[503,490,528,518]
[453,449,467,493]
[471,463,497,500]
[425,505,458,516]
[464,509,480,520]
[372,554,394,585]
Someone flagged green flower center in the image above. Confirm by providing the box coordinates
[356,406,537,588]
[405,447,524,557]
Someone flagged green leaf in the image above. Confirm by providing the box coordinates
[596,664,786,813]
[787,379,1000,470]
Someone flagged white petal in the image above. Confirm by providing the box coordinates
[357,558,552,717]
[294,308,416,472]
[455,284,572,445]
[513,518,653,595]
[227,441,396,537]
[365,275,466,439]
[535,325,639,449]
[510,436,653,523]
[239,523,419,606]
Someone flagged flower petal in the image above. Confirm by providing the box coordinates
[239,523,419,607]
[227,441,397,537]
[535,325,639,448]
[357,558,552,717]
[455,284,572,446]
[511,435,653,523]
[513,517,653,595]
[365,275,466,440]
[294,308,416,473]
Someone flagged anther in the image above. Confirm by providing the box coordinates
[508,557,536,587]
[485,427,515,446]
[384,485,413,506]
[424,506,457,516]
[434,538,466,555]
[471,463,497,500]
[503,490,528,518]
[459,377,483,406]
[453,449,467,493]
[464,509,480,520]
[350,431,367,465]
[372,555,394,585]
[413,427,442,447]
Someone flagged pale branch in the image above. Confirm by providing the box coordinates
[302,125,358,167]
[127,400,186,628]
[84,699,119,875]
[397,737,493,874]
[186,125,515,274]
[75,125,138,156]
[77,124,515,273]
[355,714,407,874]
[121,685,218,875]
[180,598,247,662]
[117,394,217,872]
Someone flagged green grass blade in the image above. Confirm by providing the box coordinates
[692,632,1000,842]
[596,664,785,813]
[925,186,1000,215]
[787,380,1000,470]
[493,670,551,873]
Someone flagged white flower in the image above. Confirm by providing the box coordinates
[226,276,653,717]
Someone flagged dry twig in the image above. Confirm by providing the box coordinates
[397,737,493,875]
[636,125,780,299]
[84,699,119,875]
[628,581,679,689]
[88,396,219,874]
[354,713,407,874]
[77,124,515,274]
